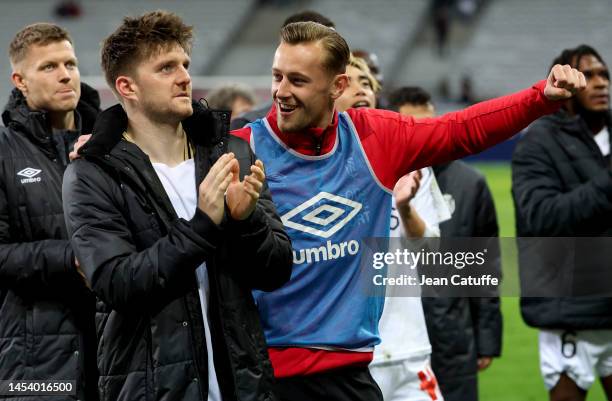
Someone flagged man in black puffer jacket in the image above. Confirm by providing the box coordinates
[512,45,612,400]
[62,11,292,401]
[0,23,99,400]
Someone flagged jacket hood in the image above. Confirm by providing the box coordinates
[2,82,100,136]
[80,100,230,157]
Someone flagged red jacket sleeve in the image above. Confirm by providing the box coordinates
[348,80,561,190]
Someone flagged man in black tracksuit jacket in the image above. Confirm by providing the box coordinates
[512,45,612,399]
[62,11,293,401]
[0,23,99,401]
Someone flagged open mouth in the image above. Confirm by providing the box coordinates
[351,100,371,108]
[278,102,298,114]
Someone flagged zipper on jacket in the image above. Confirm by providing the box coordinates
[25,306,34,374]
[314,128,327,156]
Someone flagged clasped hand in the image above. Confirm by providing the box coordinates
[198,153,265,225]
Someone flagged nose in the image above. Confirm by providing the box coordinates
[354,83,367,96]
[274,76,290,100]
[589,70,609,89]
[57,64,71,84]
[176,65,191,87]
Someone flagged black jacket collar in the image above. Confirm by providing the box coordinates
[546,109,612,137]
[2,82,100,136]
[80,100,230,158]
[1,83,100,158]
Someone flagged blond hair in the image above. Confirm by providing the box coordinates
[280,21,349,75]
[349,55,381,93]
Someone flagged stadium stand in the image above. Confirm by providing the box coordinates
[456,0,612,98]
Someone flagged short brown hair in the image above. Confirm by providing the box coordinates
[101,10,193,90]
[280,21,349,75]
[9,23,72,66]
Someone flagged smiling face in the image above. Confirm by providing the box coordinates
[126,43,193,123]
[574,54,610,112]
[12,40,80,112]
[335,64,377,112]
[271,40,345,132]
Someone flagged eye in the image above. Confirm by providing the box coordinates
[272,73,282,82]
[161,64,174,73]
[66,60,78,69]
[42,64,54,72]
[361,80,372,89]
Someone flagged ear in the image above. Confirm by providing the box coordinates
[11,71,28,96]
[115,75,138,102]
[330,73,349,101]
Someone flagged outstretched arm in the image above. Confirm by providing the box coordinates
[352,65,586,190]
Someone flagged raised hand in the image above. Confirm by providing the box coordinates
[394,170,422,209]
[544,64,587,101]
[69,134,92,161]
[226,159,265,220]
[197,153,237,225]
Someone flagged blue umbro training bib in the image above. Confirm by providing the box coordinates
[250,112,392,350]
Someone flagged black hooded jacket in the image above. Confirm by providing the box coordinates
[62,102,292,401]
[512,110,612,329]
[0,84,100,400]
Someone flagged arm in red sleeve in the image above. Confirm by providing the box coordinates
[350,80,561,190]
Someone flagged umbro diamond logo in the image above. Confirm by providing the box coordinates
[281,192,362,238]
[17,167,42,184]
[18,168,41,178]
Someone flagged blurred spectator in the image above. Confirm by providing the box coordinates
[390,86,503,401]
[437,76,452,102]
[54,0,82,18]
[206,83,256,121]
[512,45,612,401]
[433,0,451,57]
[459,74,477,104]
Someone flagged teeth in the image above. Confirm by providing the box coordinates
[279,103,297,112]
